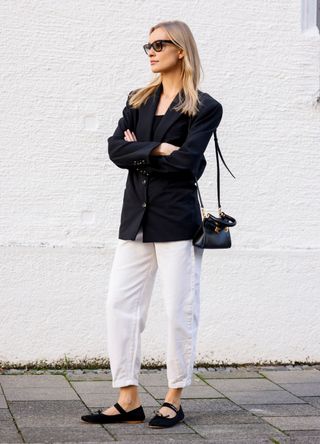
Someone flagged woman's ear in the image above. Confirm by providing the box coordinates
[176,48,184,59]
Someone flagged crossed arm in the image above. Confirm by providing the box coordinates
[123,129,179,155]
[107,92,223,176]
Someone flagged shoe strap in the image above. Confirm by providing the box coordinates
[162,401,178,413]
[114,402,127,414]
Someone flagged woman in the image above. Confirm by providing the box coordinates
[81,20,223,428]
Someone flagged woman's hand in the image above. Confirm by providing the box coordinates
[151,142,180,156]
[124,129,137,142]
[163,142,180,155]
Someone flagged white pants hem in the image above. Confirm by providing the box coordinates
[112,379,139,388]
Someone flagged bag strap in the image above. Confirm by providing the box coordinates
[194,128,236,217]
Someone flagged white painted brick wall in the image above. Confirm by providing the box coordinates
[1,1,319,365]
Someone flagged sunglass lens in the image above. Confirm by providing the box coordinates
[153,41,162,51]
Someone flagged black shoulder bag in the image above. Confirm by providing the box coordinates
[192,129,237,249]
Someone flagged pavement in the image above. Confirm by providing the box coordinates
[1,365,320,443]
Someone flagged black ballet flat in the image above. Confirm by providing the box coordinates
[148,401,184,428]
[81,402,145,424]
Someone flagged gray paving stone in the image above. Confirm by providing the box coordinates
[179,385,228,398]
[277,382,320,396]
[106,437,205,443]
[8,400,87,416]
[268,439,290,444]
[206,378,280,391]
[260,369,320,383]
[138,372,173,386]
[66,373,113,381]
[191,423,286,440]
[0,394,7,408]
[114,440,277,444]
[14,413,90,428]
[70,381,147,394]
[302,365,320,369]
[8,400,93,428]
[198,440,284,444]
[219,389,306,405]
[252,365,290,371]
[242,402,320,416]
[104,420,192,436]
[36,439,114,444]
[184,410,266,426]
[0,407,11,420]
[14,410,92,429]
[289,438,320,443]
[204,437,289,444]
[262,415,320,430]
[286,429,320,443]
[0,420,23,443]
[181,398,244,413]
[196,370,263,379]
[19,441,114,444]
[145,385,223,399]
[0,374,70,387]
[139,371,204,387]
[3,387,79,401]
[19,426,113,443]
[301,396,320,409]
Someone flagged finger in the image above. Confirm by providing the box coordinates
[126,129,135,142]
[124,130,134,142]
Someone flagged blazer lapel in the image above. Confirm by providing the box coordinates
[138,82,184,142]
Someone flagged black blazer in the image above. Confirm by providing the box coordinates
[107,82,223,242]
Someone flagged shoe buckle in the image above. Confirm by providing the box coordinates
[153,409,170,418]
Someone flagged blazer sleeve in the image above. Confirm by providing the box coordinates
[107,91,161,169]
[147,99,223,177]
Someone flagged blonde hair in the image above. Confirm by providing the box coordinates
[128,20,204,117]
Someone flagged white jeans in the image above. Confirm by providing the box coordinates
[106,227,204,388]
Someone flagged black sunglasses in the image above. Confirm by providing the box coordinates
[143,39,176,55]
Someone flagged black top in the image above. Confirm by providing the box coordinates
[151,114,164,140]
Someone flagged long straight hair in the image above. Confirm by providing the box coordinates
[129,20,204,117]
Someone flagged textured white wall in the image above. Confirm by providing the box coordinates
[1,1,319,366]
